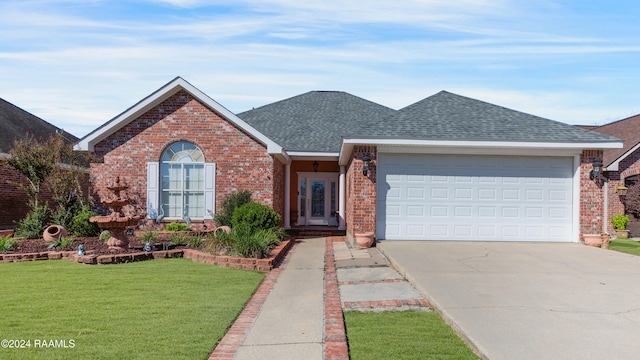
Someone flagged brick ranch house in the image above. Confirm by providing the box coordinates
[75,77,622,243]
[588,114,640,236]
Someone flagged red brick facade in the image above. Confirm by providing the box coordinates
[345,145,377,239]
[0,160,34,229]
[90,90,283,226]
[0,158,89,230]
[580,150,606,236]
[605,148,640,234]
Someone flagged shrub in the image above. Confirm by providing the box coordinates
[14,205,50,239]
[164,222,190,232]
[625,184,640,218]
[58,236,75,250]
[187,236,204,248]
[99,230,112,242]
[168,232,188,245]
[0,235,17,252]
[139,230,157,243]
[50,204,77,229]
[68,206,101,237]
[231,202,281,233]
[612,214,630,230]
[230,224,282,258]
[215,190,252,227]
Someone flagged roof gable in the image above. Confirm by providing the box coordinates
[589,113,640,170]
[357,91,620,143]
[0,98,77,153]
[238,91,397,153]
[76,77,284,158]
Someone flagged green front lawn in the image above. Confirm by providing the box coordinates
[345,311,479,360]
[0,259,264,360]
[608,238,640,256]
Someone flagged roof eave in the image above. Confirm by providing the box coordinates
[339,138,624,165]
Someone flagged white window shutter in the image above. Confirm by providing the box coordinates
[204,163,216,219]
[147,162,159,219]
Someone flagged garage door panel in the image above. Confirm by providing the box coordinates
[377,154,573,242]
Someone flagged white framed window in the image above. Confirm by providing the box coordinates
[147,141,215,220]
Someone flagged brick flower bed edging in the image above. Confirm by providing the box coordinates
[0,238,295,272]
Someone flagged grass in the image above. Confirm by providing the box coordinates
[0,259,264,360]
[344,311,479,360]
[608,238,640,255]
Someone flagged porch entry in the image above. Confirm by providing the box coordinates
[297,172,339,226]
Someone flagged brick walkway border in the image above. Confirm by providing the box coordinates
[324,236,349,360]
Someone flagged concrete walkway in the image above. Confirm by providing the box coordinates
[210,236,429,359]
[234,238,326,360]
[378,241,640,360]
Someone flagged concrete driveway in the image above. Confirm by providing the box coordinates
[377,241,640,360]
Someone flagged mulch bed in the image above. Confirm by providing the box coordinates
[13,237,187,256]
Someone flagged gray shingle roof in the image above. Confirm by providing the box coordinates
[358,91,619,143]
[0,98,78,153]
[237,91,397,152]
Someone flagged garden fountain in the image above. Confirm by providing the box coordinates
[90,176,141,251]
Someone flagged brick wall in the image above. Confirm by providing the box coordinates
[0,160,33,229]
[580,150,605,235]
[90,90,281,225]
[606,147,640,234]
[345,145,377,239]
[0,158,89,229]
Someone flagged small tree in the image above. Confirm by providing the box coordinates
[6,135,58,209]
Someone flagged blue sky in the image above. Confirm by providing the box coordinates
[1,0,640,138]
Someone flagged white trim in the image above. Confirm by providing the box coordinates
[378,146,583,157]
[146,162,159,219]
[204,163,216,220]
[288,152,339,161]
[339,166,346,230]
[340,138,623,165]
[572,155,581,243]
[76,77,285,157]
[605,142,640,171]
[284,163,291,229]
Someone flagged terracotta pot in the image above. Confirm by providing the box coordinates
[355,232,375,249]
[43,225,67,242]
[616,229,630,239]
[583,233,603,247]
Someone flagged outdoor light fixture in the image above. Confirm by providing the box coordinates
[362,153,372,176]
[615,183,629,196]
[590,160,605,182]
[313,161,319,172]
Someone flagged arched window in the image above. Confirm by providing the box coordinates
[160,141,205,219]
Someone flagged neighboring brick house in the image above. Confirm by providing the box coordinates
[76,77,622,243]
[0,98,80,229]
[588,114,640,236]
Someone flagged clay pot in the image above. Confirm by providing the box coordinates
[616,229,630,239]
[355,232,375,249]
[214,226,231,237]
[43,225,67,242]
[583,233,603,247]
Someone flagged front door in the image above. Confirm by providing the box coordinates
[298,173,338,226]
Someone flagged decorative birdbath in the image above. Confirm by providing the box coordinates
[90,176,141,251]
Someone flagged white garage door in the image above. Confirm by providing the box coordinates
[377,154,574,241]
